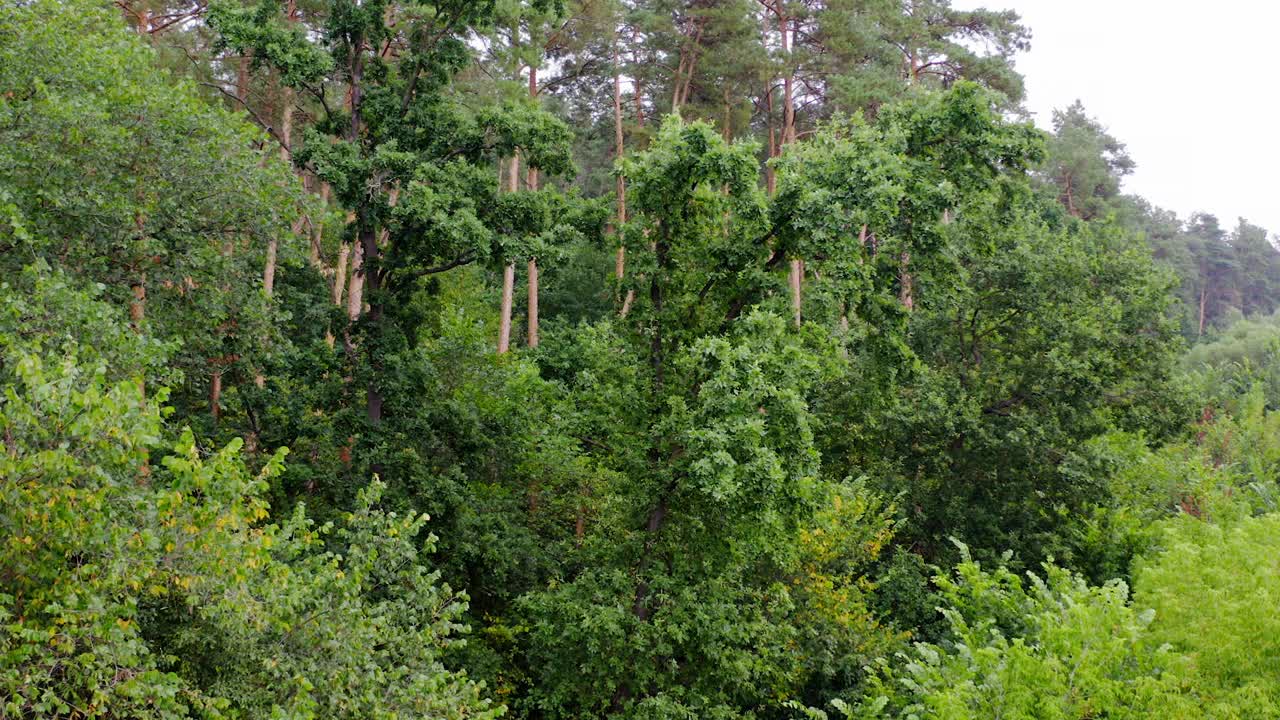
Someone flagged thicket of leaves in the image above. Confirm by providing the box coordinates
[835,400,1280,719]
[4,0,1280,718]
[0,268,497,719]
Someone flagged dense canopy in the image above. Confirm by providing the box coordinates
[3,0,1280,718]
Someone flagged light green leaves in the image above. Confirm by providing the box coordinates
[856,557,1192,719]
[0,272,501,719]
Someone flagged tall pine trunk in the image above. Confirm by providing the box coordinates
[498,155,519,354]
[899,251,914,310]
[779,4,795,146]
[1199,283,1207,337]
[790,259,803,326]
[763,2,777,194]
[130,277,146,329]
[346,237,364,322]
[527,66,540,348]
[333,238,350,307]
[498,262,516,354]
[210,370,222,420]
[263,67,296,300]
[769,1,801,323]
[613,41,635,315]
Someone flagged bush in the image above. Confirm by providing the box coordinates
[1135,513,1280,718]
[0,273,500,719]
[851,545,1192,719]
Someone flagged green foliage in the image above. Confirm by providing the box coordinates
[517,115,899,717]
[1135,513,1280,717]
[1182,311,1280,408]
[851,549,1193,719]
[1043,380,1280,587]
[1039,103,1280,340]
[0,0,305,417]
[0,262,177,386]
[9,0,1280,716]
[206,1,333,86]
[854,209,1187,566]
[0,276,499,719]
[1039,101,1135,220]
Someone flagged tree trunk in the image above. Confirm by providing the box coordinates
[348,39,363,142]
[277,0,307,297]
[346,238,364,322]
[262,239,279,297]
[1063,171,1078,217]
[629,31,647,130]
[722,88,732,140]
[841,224,866,331]
[312,183,332,270]
[237,54,250,106]
[526,66,540,348]
[210,370,222,420]
[129,277,146,329]
[267,83,293,297]
[1198,283,1207,337]
[344,38,368,325]
[620,286,635,317]
[790,258,803,326]
[671,55,686,113]
[614,240,670,701]
[498,154,519,354]
[777,3,799,319]
[612,41,634,314]
[761,6,777,192]
[526,160,540,349]
[327,236,349,349]
[779,4,795,146]
[899,251,914,311]
[333,241,350,307]
[670,19,706,114]
[634,75,646,128]
[766,90,777,194]
[279,85,294,161]
[527,259,539,348]
[613,41,627,265]
[498,262,515,354]
[359,225,383,422]
[341,34,384,423]
[257,217,286,387]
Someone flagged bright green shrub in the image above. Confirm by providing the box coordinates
[852,546,1194,719]
[1182,312,1280,410]
[0,274,500,719]
[1135,513,1280,718]
[1049,427,1240,584]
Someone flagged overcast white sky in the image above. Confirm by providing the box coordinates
[958,0,1280,234]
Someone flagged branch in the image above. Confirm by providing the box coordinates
[414,251,477,277]
[982,394,1025,416]
[146,4,207,34]
[539,58,605,95]
[302,82,335,124]
[577,435,614,454]
[199,82,290,152]
[543,0,598,51]
[400,4,470,115]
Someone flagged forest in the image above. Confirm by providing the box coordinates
[5,0,1280,717]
